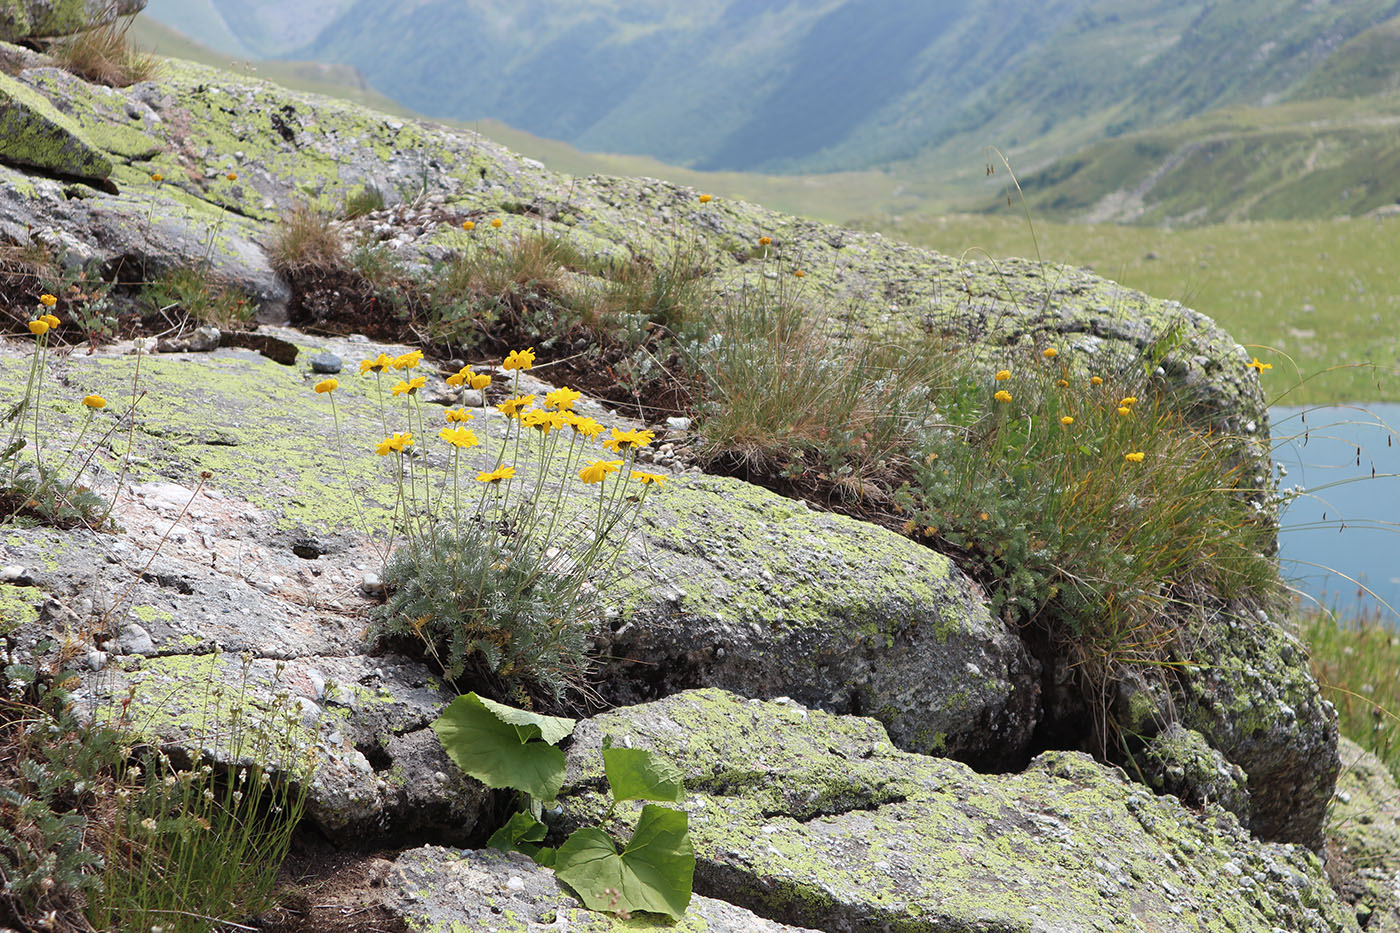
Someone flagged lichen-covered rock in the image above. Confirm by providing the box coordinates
[0,48,1338,857]
[560,690,1357,933]
[0,70,112,179]
[1327,738,1400,932]
[1140,723,1251,823]
[0,0,145,41]
[603,475,1039,768]
[1177,605,1339,848]
[390,847,823,933]
[0,56,1267,439]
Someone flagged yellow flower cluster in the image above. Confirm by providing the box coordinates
[446,365,491,390]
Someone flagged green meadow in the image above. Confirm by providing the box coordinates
[865,213,1400,405]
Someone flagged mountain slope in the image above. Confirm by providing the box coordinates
[287,0,1400,179]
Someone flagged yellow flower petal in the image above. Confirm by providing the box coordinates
[314,378,338,394]
[82,394,107,409]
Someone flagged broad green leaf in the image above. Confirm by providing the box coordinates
[554,805,694,920]
[532,846,557,868]
[602,746,684,803]
[431,693,567,799]
[486,810,547,851]
[477,694,576,746]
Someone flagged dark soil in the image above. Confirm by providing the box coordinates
[257,832,410,933]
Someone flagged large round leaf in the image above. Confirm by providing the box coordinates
[554,805,694,920]
[431,693,574,799]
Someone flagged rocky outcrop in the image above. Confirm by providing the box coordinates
[0,38,1353,919]
[0,70,112,180]
[0,329,1033,831]
[557,689,1356,932]
[0,0,145,42]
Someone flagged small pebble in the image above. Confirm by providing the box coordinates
[0,565,32,585]
[665,416,692,432]
[118,623,155,655]
[310,353,343,374]
[361,572,384,596]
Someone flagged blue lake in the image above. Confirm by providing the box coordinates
[1271,403,1400,621]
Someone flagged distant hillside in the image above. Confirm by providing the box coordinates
[180,0,1400,181]
[141,0,352,57]
[135,3,1400,226]
[999,14,1400,225]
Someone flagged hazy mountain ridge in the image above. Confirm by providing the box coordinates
[138,1,1400,224]
[286,0,1400,177]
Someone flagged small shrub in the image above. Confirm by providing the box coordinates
[690,276,943,487]
[3,296,124,529]
[897,345,1281,706]
[48,15,158,87]
[329,349,664,706]
[141,265,251,329]
[89,656,316,933]
[590,240,712,339]
[268,203,345,274]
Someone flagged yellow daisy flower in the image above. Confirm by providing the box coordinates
[602,427,656,452]
[497,394,535,418]
[503,347,535,371]
[438,426,480,448]
[545,386,581,411]
[314,378,338,394]
[579,459,624,484]
[476,465,515,483]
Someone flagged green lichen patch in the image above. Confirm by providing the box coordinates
[561,690,1357,933]
[0,69,112,179]
[0,582,41,633]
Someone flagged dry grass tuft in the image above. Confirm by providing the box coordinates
[48,15,159,88]
[269,203,346,274]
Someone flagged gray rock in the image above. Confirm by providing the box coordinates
[1177,607,1338,848]
[360,572,384,596]
[603,473,1041,770]
[309,352,343,374]
[0,564,32,584]
[390,847,823,932]
[115,622,155,656]
[157,325,221,353]
[1140,723,1250,823]
[559,690,1356,933]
